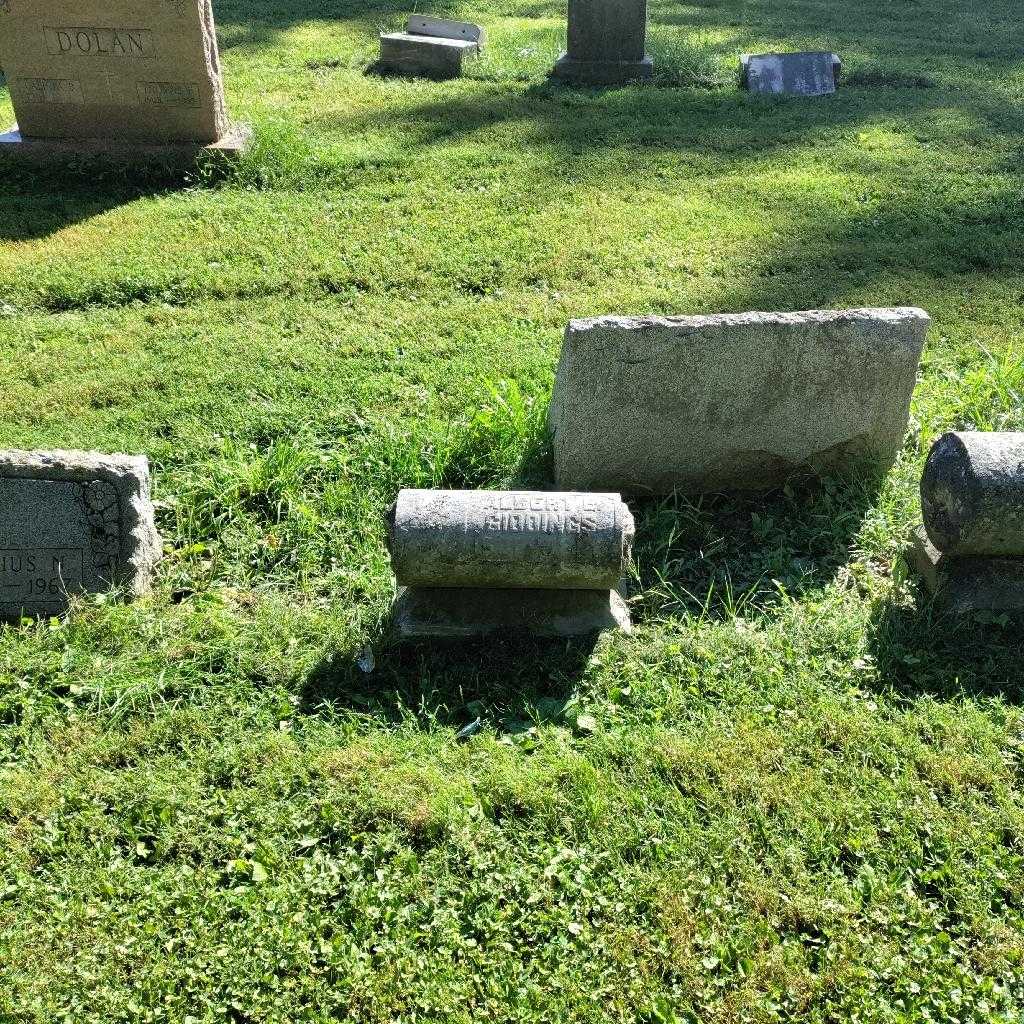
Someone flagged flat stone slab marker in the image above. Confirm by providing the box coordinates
[379,16,484,79]
[0,450,160,621]
[741,52,842,96]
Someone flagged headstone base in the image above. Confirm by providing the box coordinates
[551,53,654,86]
[392,586,632,638]
[908,526,1024,614]
[0,123,252,169]
[379,34,479,78]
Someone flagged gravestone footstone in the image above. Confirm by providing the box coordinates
[386,489,634,637]
[0,450,160,621]
[908,432,1024,612]
[378,16,484,79]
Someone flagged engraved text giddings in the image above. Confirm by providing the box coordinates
[476,494,603,534]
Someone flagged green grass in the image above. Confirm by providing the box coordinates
[2,0,1024,1019]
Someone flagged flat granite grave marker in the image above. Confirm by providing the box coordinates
[551,0,653,85]
[741,51,842,96]
[0,450,160,621]
[548,308,931,494]
[909,432,1024,612]
[0,0,249,164]
[387,489,634,637]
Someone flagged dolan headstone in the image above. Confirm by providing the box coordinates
[551,0,653,85]
[0,0,249,162]
[741,51,842,97]
[387,489,634,637]
[0,450,160,621]
[548,308,931,494]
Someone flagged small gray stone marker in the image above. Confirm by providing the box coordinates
[741,51,842,97]
[551,0,653,86]
[0,0,249,165]
[548,307,931,495]
[909,432,1024,612]
[0,450,160,621]
[378,16,484,79]
[387,489,633,637]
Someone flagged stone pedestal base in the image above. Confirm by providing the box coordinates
[551,53,653,85]
[908,525,1024,614]
[379,33,478,78]
[392,586,632,638]
[0,123,252,169]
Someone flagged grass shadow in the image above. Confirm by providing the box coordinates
[300,633,599,734]
[867,583,1024,700]
[631,469,885,623]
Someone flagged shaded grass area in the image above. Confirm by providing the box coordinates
[2,0,1024,1020]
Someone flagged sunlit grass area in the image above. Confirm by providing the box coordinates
[1,1,1024,1020]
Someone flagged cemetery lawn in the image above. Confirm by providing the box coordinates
[3,0,1024,1019]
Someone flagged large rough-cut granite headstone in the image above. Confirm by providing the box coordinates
[0,0,229,143]
[548,308,931,494]
[551,0,653,85]
[741,52,842,96]
[0,450,160,620]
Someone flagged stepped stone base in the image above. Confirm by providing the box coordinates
[908,525,1024,614]
[378,34,478,78]
[0,123,252,169]
[551,53,654,85]
[392,586,632,638]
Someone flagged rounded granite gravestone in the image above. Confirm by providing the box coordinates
[386,489,634,637]
[0,450,160,621]
[908,432,1024,613]
[388,489,633,591]
[921,432,1024,557]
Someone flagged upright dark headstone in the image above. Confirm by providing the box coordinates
[552,0,653,85]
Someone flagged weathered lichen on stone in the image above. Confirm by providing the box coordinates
[922,432,1024,557]
[910,432,1024,612]
[0,450,160,620]
[548,307,931,494]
